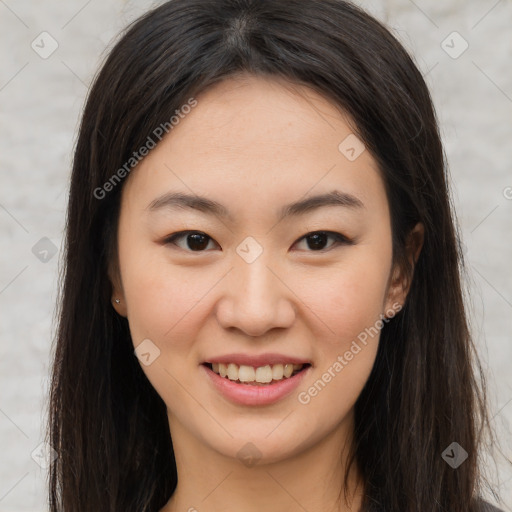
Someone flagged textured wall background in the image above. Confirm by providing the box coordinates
[1,0,511,510]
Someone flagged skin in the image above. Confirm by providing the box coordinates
[110,74,423,512]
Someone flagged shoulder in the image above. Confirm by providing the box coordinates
[474,498,505,512]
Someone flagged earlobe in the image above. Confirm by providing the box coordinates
[108,260,128,317]
[384,264,407,315]
[111,296,127,316]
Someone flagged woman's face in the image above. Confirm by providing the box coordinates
[111,74,409,465]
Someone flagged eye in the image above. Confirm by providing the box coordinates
[164,230,352,253]
[164,231,218,252]
[293,231,352,252]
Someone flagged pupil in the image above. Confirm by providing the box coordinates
[307,233,327,250]
[187,233,209,251]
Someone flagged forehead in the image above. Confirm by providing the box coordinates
[121,74,388,222]
[176,74,359,158]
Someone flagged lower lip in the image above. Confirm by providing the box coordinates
[201,364,311,406]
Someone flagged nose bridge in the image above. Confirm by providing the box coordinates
[234,235,277,304]
[236,252,276,305]
[216,246,296,336]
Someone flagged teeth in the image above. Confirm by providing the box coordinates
[227,363,238,380]
[272,364,284,380]
[255,365,273,383]
[239,365,255,382]
[209,362,306,384]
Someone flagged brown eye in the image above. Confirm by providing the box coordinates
[294,231,352,252]
[165,231,217,251]
[164,230,352,253]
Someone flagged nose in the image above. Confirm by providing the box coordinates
[215,255,297,337]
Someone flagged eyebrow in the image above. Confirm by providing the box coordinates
[146,189,364,222]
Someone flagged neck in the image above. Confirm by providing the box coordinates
[160,409,364,512]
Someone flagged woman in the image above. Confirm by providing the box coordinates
[47,0,505,510]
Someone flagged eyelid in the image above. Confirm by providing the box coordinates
[163,230,354,252]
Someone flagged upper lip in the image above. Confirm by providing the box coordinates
[203,353,312,367]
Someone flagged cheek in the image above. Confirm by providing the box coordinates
[118,249,212,411]
[291,246,391,409]
[300,249,392,347]
[118,239,210,346]
[289,252,391,439]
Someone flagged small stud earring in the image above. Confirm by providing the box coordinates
[114,299,120,304]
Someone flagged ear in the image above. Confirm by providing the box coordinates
[384,222,424,314]
[108,257,128,317]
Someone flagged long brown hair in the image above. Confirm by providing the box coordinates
[47,1,501,510]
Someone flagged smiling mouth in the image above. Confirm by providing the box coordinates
[202,362,311,386]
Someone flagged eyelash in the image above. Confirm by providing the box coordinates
[163,230,353,253]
